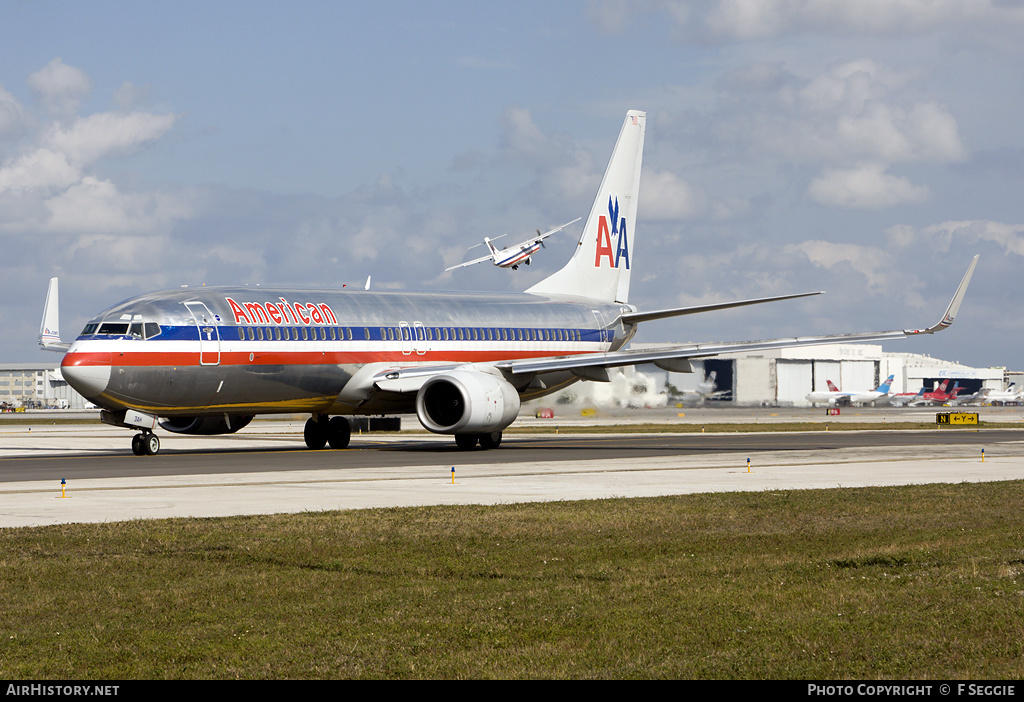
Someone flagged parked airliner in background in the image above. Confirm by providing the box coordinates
[39,111,980,456]
[887,387,926,407]
[805,379,846,406]
[976,383,1020,406]
[675,370,731,405]
[900,380,961,407]
[806,375,894,407]
[445,218,580,271]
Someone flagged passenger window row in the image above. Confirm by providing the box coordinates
[81,322,608,344]
[234,326,596,343]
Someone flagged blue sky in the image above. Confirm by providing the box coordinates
[3,0,1023,373]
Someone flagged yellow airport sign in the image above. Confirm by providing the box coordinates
[936,412,978,425]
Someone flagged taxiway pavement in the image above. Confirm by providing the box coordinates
[2,407,1023,529]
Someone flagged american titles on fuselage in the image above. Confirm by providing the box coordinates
[226,296,337,326]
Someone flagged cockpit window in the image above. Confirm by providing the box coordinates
[92,321,161,339]
[98,322,129,335]
[127,322,162,339]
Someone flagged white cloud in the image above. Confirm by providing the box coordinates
[886,220,1024,256]
[113,82,154,111]
[640,169,708,220]
[807,163,929,209]
[66,232,174,283]
[497,106,601,204]
[0,149,79,194]
[711,60,965,167]
[0,86,31,141]
[42,177,195,234]
[26,58,93,116]
[783,239,892,292]
[835,101,965,164]
[0,60,184,239]
[799,60,906,114]
[42,111,178,168]
[586,0,643,33]
[696,0,1024,40]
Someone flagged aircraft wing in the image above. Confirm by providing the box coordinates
[375,255,978,392]
[497,329,912,377]
[445,253,496,271]
[529,217,581,245]
[504,254,978,378]
[503,255,974,378]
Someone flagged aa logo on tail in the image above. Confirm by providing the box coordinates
[594,196,630,269]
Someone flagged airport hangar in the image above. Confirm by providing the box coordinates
[626,343,1016,407]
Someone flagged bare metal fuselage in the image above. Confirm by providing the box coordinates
[61,286,635,419]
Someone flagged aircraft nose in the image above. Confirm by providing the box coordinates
[61,353,111,400]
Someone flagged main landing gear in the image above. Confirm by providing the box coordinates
[131,431,160,456]
[454,431,502,450]
[303,415,351,450]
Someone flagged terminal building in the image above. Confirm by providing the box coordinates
[0,363,91,410]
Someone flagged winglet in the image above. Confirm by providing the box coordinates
[906,255,978,335]
[39,277,70,352]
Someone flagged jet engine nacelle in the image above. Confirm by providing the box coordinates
[415,370,520,434]
[159,414,254,435]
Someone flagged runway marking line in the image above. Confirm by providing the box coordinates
[1,453,1017,497]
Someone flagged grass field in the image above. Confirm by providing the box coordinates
[2,481,1023,679]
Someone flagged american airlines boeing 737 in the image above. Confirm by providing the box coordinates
[39,111,979,456]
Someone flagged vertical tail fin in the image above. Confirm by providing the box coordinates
[39,277,68,351]
[527,110,645,303]
[877,374,895,393]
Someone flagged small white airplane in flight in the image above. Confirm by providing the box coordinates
[446,218,581,271]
